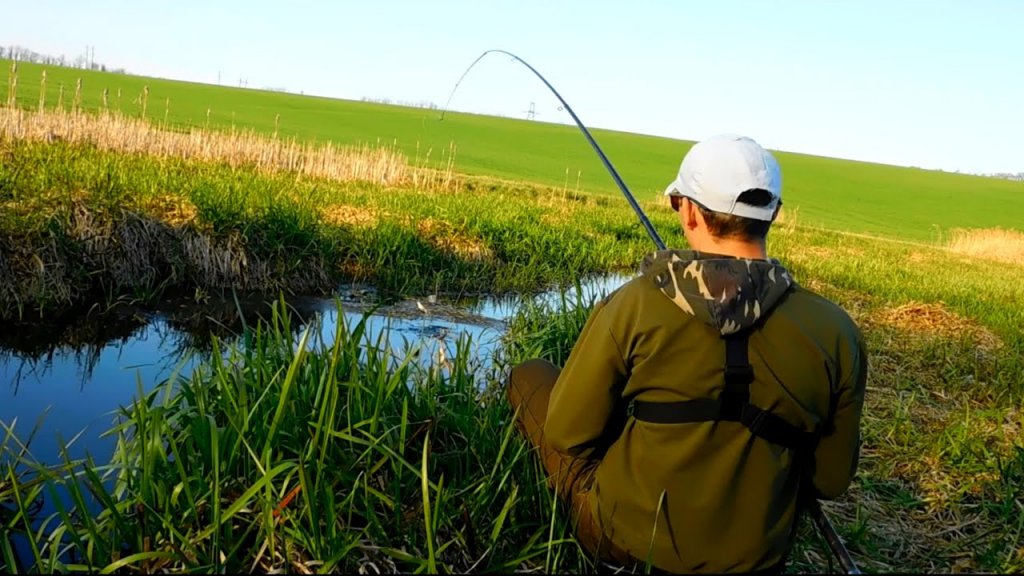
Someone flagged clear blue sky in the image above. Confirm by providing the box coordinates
[3,0,1022,174]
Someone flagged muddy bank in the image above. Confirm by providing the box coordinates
[0,204,338,322]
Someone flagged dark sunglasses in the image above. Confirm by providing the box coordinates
[670,195,683,212]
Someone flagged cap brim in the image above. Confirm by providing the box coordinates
[663,179,682,196]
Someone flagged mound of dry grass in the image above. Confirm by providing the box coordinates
[870,301,1003,352]
[416,217,494,262]
[321,204,380,228]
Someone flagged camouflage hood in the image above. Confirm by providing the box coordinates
[640,250,794,335]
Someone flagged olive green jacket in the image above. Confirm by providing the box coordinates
[545,250,868,573]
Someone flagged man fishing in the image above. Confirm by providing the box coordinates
[507,134,868,574]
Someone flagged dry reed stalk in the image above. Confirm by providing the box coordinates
[946,227,1024,266]
[6,60,17,108]
[773,205,800,237]
[444,141,457,189]
[38,70,46,112]
[0,106,455,190]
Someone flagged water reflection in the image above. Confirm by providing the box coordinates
[0,273,635,467]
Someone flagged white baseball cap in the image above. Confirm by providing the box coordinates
[664,134,782,222]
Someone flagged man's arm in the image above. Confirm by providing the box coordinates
[810,332,869,499]
[545,297,629,459]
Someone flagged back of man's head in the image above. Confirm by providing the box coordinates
[664,135,782,242]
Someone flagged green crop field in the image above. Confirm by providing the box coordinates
[4,59,1023,242]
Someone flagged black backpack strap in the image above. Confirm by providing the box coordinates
[631,333,751,424]
[630,398,719,424]
[633,331,819,453]
[740,405,819,453]
[720,333,753,420]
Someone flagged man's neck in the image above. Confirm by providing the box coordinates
[693,237,768,260]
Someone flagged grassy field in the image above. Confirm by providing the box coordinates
[4,59,1024,241]
[1,266,1021,573]
[2,125,1023,572]
[2,58,1024,573]
[4,108,1021,330]
[0,127,679,321]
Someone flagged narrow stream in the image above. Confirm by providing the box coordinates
[1,274,632,469]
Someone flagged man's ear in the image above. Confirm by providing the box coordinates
[682,198,701,231]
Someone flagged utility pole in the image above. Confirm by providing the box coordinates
[524,101,536,120]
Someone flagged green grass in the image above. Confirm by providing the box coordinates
[2,275,1021,573]
[0,302,596,573]
[4,59,1023,241]
[2,56,1024,574]
[4,135,1024,344]
[1,139,1022,570]
[0,138,680,321]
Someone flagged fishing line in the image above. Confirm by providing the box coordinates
[440,49,861,575]
[440,49,666,250]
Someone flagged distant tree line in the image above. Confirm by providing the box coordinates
[360,96,439,110]
[0,44,127,74]
[988,172,1024,182]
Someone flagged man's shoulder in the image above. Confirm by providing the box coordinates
[600,273,667,306]
[777,282,864,341]
[769,283,867,394]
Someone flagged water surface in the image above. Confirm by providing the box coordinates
[1,274,633,467]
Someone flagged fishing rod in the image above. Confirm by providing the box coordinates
[440,49,666,251]
[442,49,861,576]
[810,500,862,574]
